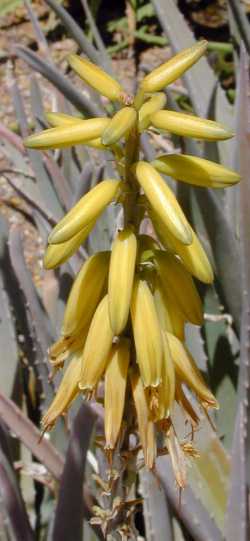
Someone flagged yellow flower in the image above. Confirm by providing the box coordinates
[25,44,238,489]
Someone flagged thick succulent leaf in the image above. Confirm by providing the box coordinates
[139,469,173,541]
[8,226,56,406]
[0,217,19,398]
[0,423,34,541]
[52,403,98,541]
[203,286,238,449]
[80,0,113,74]
[0,391,63,480]
[156,455,223,541]
[227,0,250,53]
[44,0,100,64]
[11,79,64,221]
[23,0,49,54]
[224,44,250,541]
[15,46,104,118]
[193,187,241,334]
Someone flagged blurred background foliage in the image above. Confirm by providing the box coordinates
[0,0,250,540]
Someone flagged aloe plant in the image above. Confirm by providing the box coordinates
[0,0,249,539]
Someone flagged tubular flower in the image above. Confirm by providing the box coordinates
[25,41,240,488]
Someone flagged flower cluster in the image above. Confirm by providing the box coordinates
[25,41,240,486]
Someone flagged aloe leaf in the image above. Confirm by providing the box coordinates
[80,0,113,74]
[227,0,250,53]
[52,403,98,541]
[224,44,250,541]
[15,46,104,118]
[151,0,227,118]
[0,391,63,480]
[156,456,223,541]
[11,79,64,221]
[139,469,173,541]
[23,0,49,54]
[193,187,241,334]
[0,123,25,154]
[203,286,238,449]
[44,0,100,64]
[8,226,56,406]
[0,424,34,541]
[0,217,19,398]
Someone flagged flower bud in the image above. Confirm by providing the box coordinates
[150,110,233,141]
[155,251,203,325]
[44,221,95,269]
[138,93,166,132]
[105,339,130,449]
[68,54,124,102]
[102,107,137,146]
[79,295,114,394]
[151,212,214,284]
[24,118,110,150]
[42,353,82,431]
[152,154,240,188]
[167,332,218,409]
[108,227,137,334]
[130,368,156,469]
[62,251,110,337]
[130,277,163,388]
[48,180,121,244]
[140,40,208,93]
[134,161,192,245]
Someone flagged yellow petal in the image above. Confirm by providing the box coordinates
[79,295,114,393]
[44,221,95,269]
[134,161,192,245]
[130,277,163,388]
[151,212,214,284]
[155,251,203,326]
[48,180,121,244]
[157,331,176,420]
[108,227,137,334]
[104,338,130,449]
[101,107,137,146]
[154,277,185,341]
[150,110,233,141]
[140,40,208,93]
[42,353,82,431]
[46,112,85,126]
[152,154,240,188]
[130,368,156,469]
[24,118,110,150]
[138,92,166,132]
[68,54,124,102]
[62,251,110,337]
[167,332,218,409]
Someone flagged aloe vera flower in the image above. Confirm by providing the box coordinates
[25,40,240,492]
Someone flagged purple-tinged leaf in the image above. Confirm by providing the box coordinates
[0,123,25,154]
[0,392,63,480]
[0,217,19,398]
[0,425,34,541]
[52,403,98,541]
